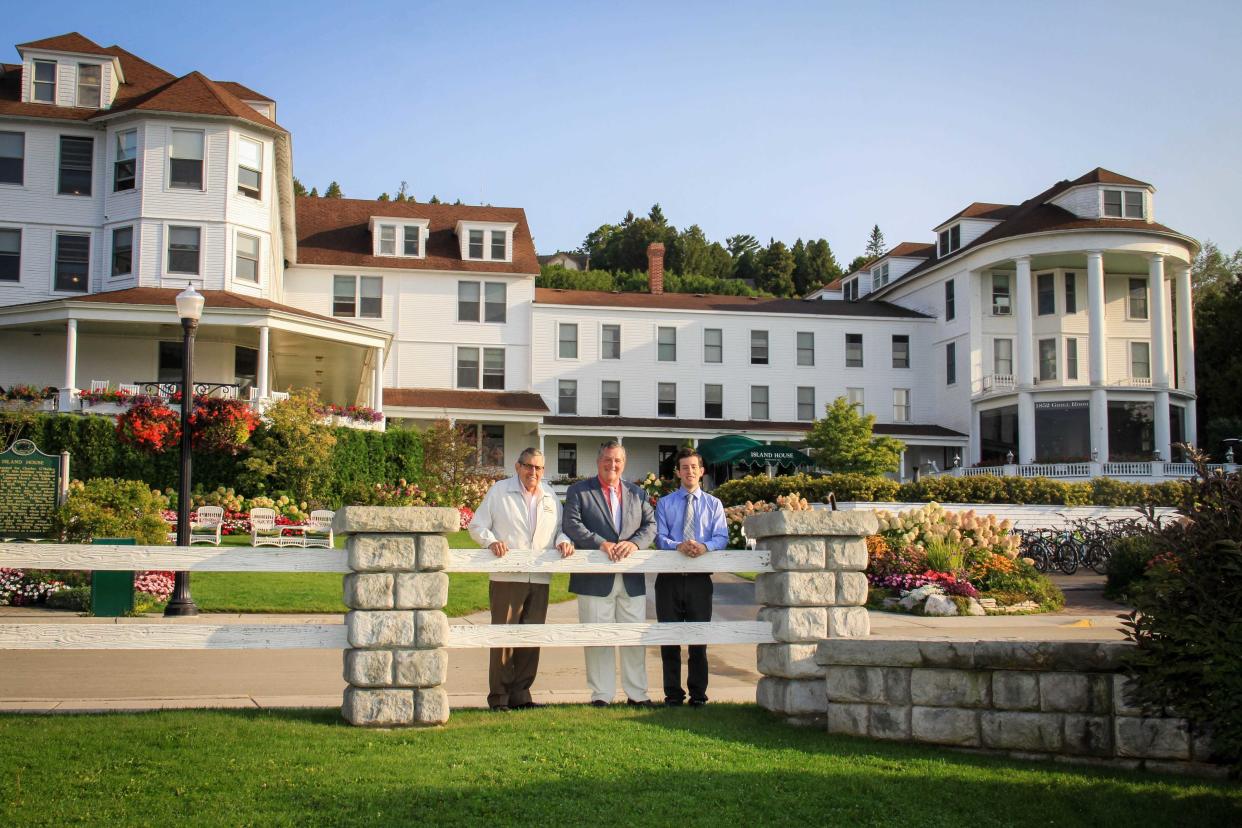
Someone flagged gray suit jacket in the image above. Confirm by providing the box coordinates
[562,477,657,598]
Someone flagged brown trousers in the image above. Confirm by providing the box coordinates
[488,580,550,707]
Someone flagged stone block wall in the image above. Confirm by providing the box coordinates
[335,506,459,727]
[748,510,878,721]
[816,639,1223,776]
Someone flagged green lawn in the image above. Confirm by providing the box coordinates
[174,531,572,616]
[1,706,1236,826]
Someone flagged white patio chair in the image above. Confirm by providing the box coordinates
[270,391,290,403]
[189,505,224,546]
[246,386,261,402]
[117,383,140,396]
[250,507,281,547]
[89,380,109,393]
[302,510,335,549]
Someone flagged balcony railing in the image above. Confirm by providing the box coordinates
[976,374,1015,395]
[1112,376,1153,387]
[929,462,1233,481]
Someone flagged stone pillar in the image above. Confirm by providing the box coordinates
[749,509,878,722]
[335,505,458,727]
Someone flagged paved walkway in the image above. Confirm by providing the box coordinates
[0,574,1128,714]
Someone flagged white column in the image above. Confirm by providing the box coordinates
[537,428,545,458]
[257,325,270,399]
[1086,251,1106,385]
[1014,256,1033,387]
[1018,391,1036,465]
[1174,262,1195,395]
[1090,388,1109,464]
[898,448,907,482]
[1148,255,1169,387]
[1154,389,1171,461]
[372,345,384,412]
[59,318,78,411]
[1185,399,1197,449]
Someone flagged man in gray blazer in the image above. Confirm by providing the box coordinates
[562,440,657,706]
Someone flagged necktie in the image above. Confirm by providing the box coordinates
[682,493,695,542]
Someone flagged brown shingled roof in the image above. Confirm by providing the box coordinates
[296,198,540,275]
[105,71,282,131]
[883,242,935,259]
[542,415,964,438]
[17,32,113,56]
[1067,167,1152,189]
[44,287,368,329]
[936,202,1018,228]
[215,81,273,103]
[384,388,550,412]
[535,288,929,318]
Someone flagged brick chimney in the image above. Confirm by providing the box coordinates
[647,242,665,295]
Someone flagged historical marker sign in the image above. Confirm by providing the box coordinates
[0,439,61,539]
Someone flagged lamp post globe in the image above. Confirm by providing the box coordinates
[165,283,203,617]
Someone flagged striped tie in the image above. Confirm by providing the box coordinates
[682,493,695,543]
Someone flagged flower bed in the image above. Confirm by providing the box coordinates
[724,493,812,548]
[865,502,1064,616]
[2,566,172,613]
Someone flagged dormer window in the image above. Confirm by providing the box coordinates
[457,220,516,262]
[369,217,428,258]
[871,262,889,288]
[843,278,859,301]
[77,64,101,108]
[32,60,56,103]
[1102,189,1144,219]
[938,224,961,256]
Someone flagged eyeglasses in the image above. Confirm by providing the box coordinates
[518,462,545,472]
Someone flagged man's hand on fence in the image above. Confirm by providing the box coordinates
[557,541,574,558]
[489,541,508,557]
[612,540,637,560]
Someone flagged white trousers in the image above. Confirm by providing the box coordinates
[577,574,649,702]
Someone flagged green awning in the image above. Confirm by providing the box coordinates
[697,435,813,467]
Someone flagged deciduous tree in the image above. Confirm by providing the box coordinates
[805,396,905,475]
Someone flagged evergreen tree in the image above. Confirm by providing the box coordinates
[847,254,870,274]
[308,186,319,198]
[733,248,761,283]
[428,195,442,204]
[726,234,760,259]
[805,397,905,474]
[864,224,887,260]
[648,203,668,227]
[377,192,390,201]
[292,177,308,197]
[324,181,344,198]
[791,239,809,294]
[804,239,843,288]
[1192,240,1242,301]
[756,239,796,296]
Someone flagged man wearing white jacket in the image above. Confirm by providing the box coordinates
[468,447,574,711]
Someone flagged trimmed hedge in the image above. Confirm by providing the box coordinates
[5,413,424,508]
[712,472,1189,508]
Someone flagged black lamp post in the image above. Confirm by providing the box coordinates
[165,284,204,617]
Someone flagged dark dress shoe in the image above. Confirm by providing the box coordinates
[663,699,685,707]
[589,699,610,707]
[489,705,511,712]
[689,700,708,708]
[627,699,657,707]
[512,701,544,710]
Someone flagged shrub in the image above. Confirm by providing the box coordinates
[54,478,170,544]
[923,537,965,574]
[1104,535,1157,601]
[874,502,1020,560]
[1124,460,1242,771]
[714,473,900,506]
[241,390,337,503]
[976,558,1066,611]
[46,585,90,611]
[115,401,181,453]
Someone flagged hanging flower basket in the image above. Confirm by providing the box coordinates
[189,397,260,455]
[116,401,181,453]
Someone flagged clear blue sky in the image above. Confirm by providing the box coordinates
[10,1,1242,258]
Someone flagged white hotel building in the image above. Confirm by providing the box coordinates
[0,34,1200,482]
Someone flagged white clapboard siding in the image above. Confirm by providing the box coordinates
[0,544,350,573]
[0,623,347,650]
[447,547,771,574]
[446,621,775,648]
[828,502,1178,530]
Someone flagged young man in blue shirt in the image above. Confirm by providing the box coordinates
[654,447,729,706]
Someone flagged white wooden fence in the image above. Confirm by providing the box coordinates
[0,544,776,651]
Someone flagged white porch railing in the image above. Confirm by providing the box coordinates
[976,374,1016,395]
[930,462,1235,482]
[1112,377,1153,387]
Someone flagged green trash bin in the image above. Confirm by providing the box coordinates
[90,538,136,617]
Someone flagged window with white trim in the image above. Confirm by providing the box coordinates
[0,228,20,282]
[602,324,621,359]
[1130,341,1150,379]
[403,226,420,256]
[1102,189,1144,219]
[482,348,505,389]
[1038,338,1056,382]
[1064,273,1077,313]
[1128,278,1148,319]
[1065,337,1079,380]
[169,129,204,189]
[658,382,676,417]
[54,232,89,292]
[455,347,504,389]
[167,226,201,275]
[113,129,136,191]
[235,232,259,282]
[558,323,578,359]
[237,137,262,199]
[893,388,910,423]
[1037,272,1055,315]
[0,132,24,185]
[703,328,722,363]
[797,386,815,421]
[457,281,506,322]
[992,273,1011,315]
[871,262,890,288]
[58,135,93,195]
[378,225,396,255]
[111,226,132,277]
[846,387,864,413]
[468,229,484,259]
[944,278,955,320]
[797,331,814,366]
[77,64,101,108]
[32,60,56,103]
[704,384,723,419]
[657,326,677,361]
[490,230,505,260]
[892,335,909,369]
[946,340,958,385]
[938,224,961,257]
[558,380,577,414]
[844,278,859,301]
[994,338,1013,376]
[750,330,768,364]
[750,386,769,420]
[558,444,577,477]
[845,333,863,367]
[601,381,620,416]
[333,275,382,318]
